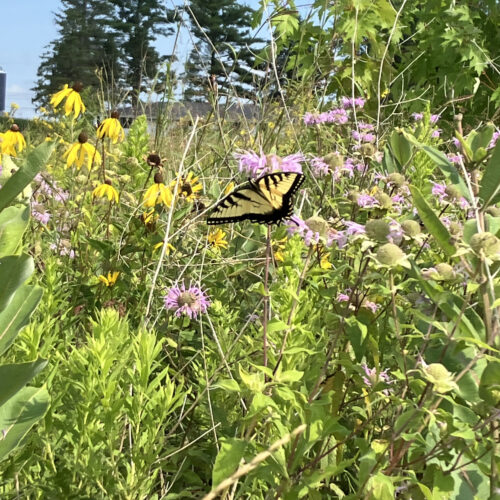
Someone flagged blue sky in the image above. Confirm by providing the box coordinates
[0,0,264,118]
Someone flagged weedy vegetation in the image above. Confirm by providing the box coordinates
[0,0,499,498]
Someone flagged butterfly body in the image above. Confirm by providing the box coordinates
[207,172,304,225]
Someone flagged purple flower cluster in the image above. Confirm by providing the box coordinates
[303,107,349,126]
[49,242,75,258]
[310,156,329,177]
[489,131,500,149]
[362,364,393,389]
[235,151,305,178]
[356,193,379,208]
[432,182,469,210]
[430,114,440,124]
[341,96,365,109]
[164,282,211,319]
[352,130,376,143]
[447,153,463,165]
[32,208,51,224]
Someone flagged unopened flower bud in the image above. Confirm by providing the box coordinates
[470,232,500,257]
[445,184,461,200]
[387,173,406,187]
[365,219,390,242]
[324,152,344,168]
[374,192,393,209]
[401,220,421,237]
[376,243,406,266]
[305,216,330,238]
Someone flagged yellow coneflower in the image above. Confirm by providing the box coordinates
[98,271,119,287]
[50,82,86,118]
[92,180,119,203]
[64,131,101,170]
[0,124,26,156]
[143,173,173,208]
[316,245,332,269]
[153,242,176,254]
[171,172,203,202]
[97,111,125,144]
[207,229,228,250]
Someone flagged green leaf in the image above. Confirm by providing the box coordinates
[0,359,47,407]
[479,361,500,406]
[267,319,288,333]
[0,206,30,258]
[212,438,247,487]
[382,144,398,173]
[213,379,241,392]
[0,283,42,356]
[0,255,34,313]
[409,186,455,257]
[345,317,367,362]
[470,123,494,153]
[0,385,50,461]
[390,130,412,167]
[0,142,55,212]
[478,141,500,209]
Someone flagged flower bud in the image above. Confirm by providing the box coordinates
[348,190,360,203]
[324,152,344,168]
[375,243,407,266]
[470,232,500,257]
[305,216,330,238]
[445,184,461,200]
[374,192,393,210]
[359,143,376,157]
[147,153,162,167]
[365,219,390,242]
[401,220,421,237]
[422,363,457,393]
[387,173,406,187]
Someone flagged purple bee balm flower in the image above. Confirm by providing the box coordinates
[54,189,69,202]
[458,197,470,210]
[343,220,366,236]
[489,131,500,149]
[303,112,321,125]
[452,137,461,148]
[277,153,305,173]
[235,150,268,177]
[32,210,51,224]
[357,193,379,208]
[447,153,463,164]
[341,96,365,109]
[430,114,440,124]
[337,292,350,302]
[412,112,424,121]
[284,215,320,246]
[431,129,442,139]
[362,364,392,387]
[432,182,447,200]
[326,108,349,124]
[362,301,379,313]
[310,157,329,177]
[358,122,374,131]
[165,283,210,319]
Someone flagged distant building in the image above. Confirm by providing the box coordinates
[0,70,6,113]
[118,101,258,129]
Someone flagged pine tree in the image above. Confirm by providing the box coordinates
[183,0,264,101]
[109,0,174,110]
[33,0,120,106]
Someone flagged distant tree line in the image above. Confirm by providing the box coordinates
[33,0,268,109]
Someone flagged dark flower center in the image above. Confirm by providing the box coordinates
[154,172,164,184]
[104,179,112,186]
[78,131,88,144]
[181,182,193,196]
[110,110,120,119]
[10,124,20,132]
[178,292,198,307]
[147,153,162,167]
[72,82,84,93]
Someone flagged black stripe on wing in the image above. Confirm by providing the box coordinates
[207,173,305,225]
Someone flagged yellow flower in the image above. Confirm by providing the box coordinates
[142,208,156,225]
[92,181,119,203]
[153,242,176,254]
[39,106,48,114]
[96,111,125,144]
[10,103,19,110]
[224,181,235,195]
[315,245,332,269]
[170,171,203,202]
[64,131,101,170]
[208,229,228,250]
[98,271,120,287]
[0,124,26,156]
[50,82,86,118]
[273,237,287,262]
[143,173,173,208]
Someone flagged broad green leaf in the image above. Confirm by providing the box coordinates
[345,317,367,362]
[470,123,494,153]
[267,319,288,333]
[366,472,395,500]
[212,438,247,487]
[213,379,241,392]
[0,284,42,355]
[0,141,55,211]
[410,186,455,257]
[390,130,412,167]
[0,206,29,257]
[0,254,34,313]
[478,141,500,208]
[478,361,500,406]
[0,385,50,461]
[382,144,398,173]
[0,359,47,407]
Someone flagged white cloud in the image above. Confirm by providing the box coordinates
[7,83,28,94]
